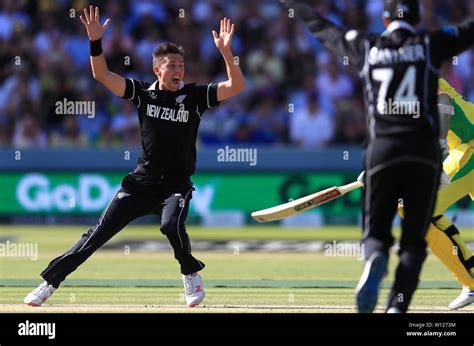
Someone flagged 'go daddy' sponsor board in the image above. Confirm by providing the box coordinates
[1,172,471,221]
[0,172,364,218]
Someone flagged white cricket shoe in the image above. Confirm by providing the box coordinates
[449,287,474,310]
[23,281,56,307]
[182,272,205,307]
[386,307,402,313]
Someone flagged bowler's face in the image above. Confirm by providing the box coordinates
[155,54,185,91]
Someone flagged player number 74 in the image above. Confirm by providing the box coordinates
[251,172,365,222]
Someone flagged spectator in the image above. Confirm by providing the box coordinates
[111,101,140,145]
[12,115,47,148]
[249,97,286,144]
[316,54,354,115]
[50,117,89,148]
[0,0,30,40]
[96,125,122,149]
[246,40,285,89]
[290,93,333,148]
[0,0,471,149]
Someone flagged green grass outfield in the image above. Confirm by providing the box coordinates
[1,225,473,313]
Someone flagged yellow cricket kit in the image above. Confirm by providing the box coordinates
[438,78,474,187]
[426,79,474,289]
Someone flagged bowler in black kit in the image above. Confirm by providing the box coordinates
[284,0,474,312]
[24,6,245,308]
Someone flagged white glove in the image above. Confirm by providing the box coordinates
[439,138,450,161]
[439,170,451,190]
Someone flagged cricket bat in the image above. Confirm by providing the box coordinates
[251,177,364,223]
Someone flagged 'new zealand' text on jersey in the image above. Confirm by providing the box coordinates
[289,0,474,139]
[121,79,219,178]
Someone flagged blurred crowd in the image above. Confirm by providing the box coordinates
[1,0,473,149]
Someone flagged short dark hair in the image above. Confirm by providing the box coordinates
[383,0,420,25]
[153,43,184,67]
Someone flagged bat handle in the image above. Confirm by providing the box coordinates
[357,171,365,188]
[340,180,363,194]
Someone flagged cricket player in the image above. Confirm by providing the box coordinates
[283,0,474,313]
[24,6,245,307]
[368,78,474,310]
[421,78,474,310]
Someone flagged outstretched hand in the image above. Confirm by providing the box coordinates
[79,5,110,41]
[212,18,234,51]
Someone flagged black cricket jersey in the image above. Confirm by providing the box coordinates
[121,78,219,187]
[287,0,474,140]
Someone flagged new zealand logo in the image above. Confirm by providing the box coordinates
[175,95,187,104]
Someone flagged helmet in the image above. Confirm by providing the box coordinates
[383,0,420,25]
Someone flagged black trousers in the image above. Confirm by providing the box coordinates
[362,136,441,312]
[41,176,204,288]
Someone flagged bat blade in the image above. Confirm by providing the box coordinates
[251,181,362,223]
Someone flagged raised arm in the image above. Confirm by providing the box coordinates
[431,21,474,65]
[213,18,246,101]
[282,0,367,72]
[80,6,125,97]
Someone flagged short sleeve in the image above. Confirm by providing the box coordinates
[121,78,143,108]
[193,83,220,114]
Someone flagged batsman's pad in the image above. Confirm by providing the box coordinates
[426,220,474,290]
[398,207,474,290]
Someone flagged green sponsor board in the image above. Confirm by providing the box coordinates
[0,173,123,214]
[192,173,362,219]
[2,172,472,223]
[0,172,362,219]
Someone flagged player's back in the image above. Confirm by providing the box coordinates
[284,0,474,141]
[363,20,474,140]
[364,25,440,140]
